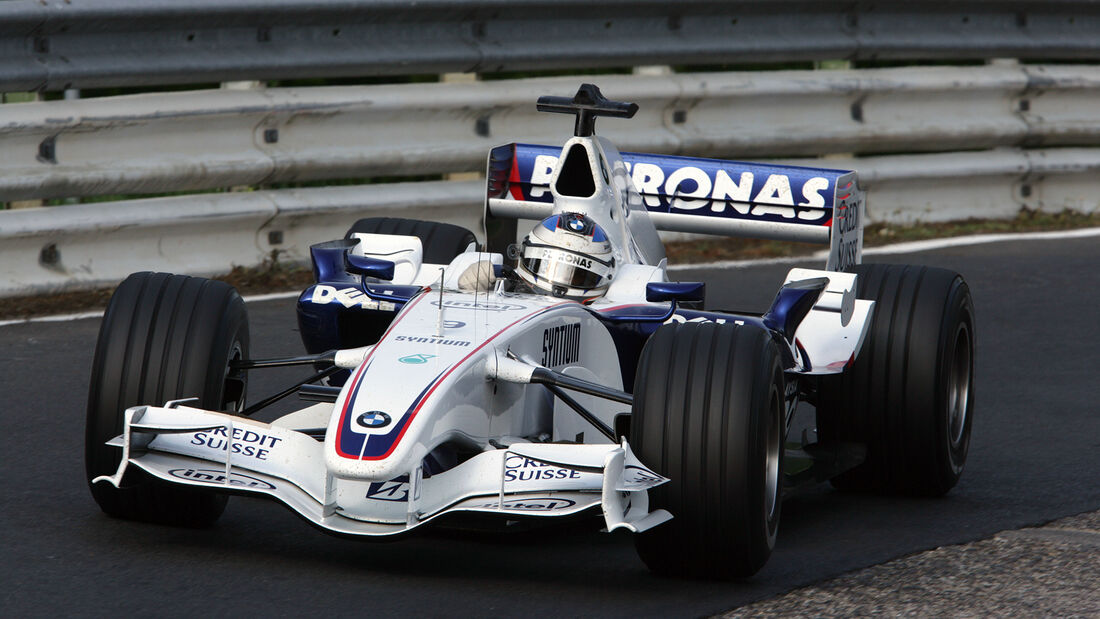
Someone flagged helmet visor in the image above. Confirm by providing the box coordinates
[521,245,611,290]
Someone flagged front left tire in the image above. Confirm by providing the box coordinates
[630,322,785,579]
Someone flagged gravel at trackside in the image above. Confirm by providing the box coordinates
[721,510,1100,618]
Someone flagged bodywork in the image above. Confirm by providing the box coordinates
[96,105,873,538]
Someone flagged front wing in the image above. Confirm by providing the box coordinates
[94,403,672,536]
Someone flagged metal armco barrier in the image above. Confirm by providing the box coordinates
[2,1,1100,92]
[5,65,1100,202]
[3,147,1097,297]
[3,1,1100,297]
[0,180,484,297]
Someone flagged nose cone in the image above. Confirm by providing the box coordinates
[323,290,539,479]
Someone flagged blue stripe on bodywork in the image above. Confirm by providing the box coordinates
[338,365,446,459]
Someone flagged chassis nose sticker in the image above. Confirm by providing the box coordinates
[357,411,392,429]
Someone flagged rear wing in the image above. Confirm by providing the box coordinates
[486,143,865,271]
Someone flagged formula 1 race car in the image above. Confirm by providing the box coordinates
[86,85,975,579]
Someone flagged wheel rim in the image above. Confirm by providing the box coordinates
[946,322,972,447]
[764,383,782,523]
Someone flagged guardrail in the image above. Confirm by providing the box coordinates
[3,1,1099,92]
[4,145,1098,297]
[3,2,1100,298]
[0,180,484,297]
[5,64,1100,201]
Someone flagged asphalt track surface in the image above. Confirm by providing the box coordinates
[2,234,1098,618]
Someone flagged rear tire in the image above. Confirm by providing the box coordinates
[345,217,477,264]
[631,322,785,579]
[817,263,975,496]
[335,217,476,357]
[85,272,249,526]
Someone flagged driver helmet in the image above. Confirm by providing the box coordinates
[517,212,615,301]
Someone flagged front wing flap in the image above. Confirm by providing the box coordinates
[94,404,671,536]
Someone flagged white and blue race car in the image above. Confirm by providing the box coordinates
[86,85,975,579]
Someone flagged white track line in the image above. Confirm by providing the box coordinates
[0,310,107,327]
[667,226,1100,272]
[860,226,1100,254]
[240,291,302,304]
[0,290,301,328]
[4,227,1098,328]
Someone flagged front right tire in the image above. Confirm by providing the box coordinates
[86,272,249,527]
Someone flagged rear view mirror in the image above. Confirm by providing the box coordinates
[645,281,705,303]
[345,254,395,281]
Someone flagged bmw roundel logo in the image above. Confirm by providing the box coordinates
[357,411,392,429]
[568,217,585,232]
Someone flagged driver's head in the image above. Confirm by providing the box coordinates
[517,212,615,301]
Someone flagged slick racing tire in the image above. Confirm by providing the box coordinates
[86,272,250,527]
[631,322,785,579]
[817,263,975,496]
[345,217,477,265]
